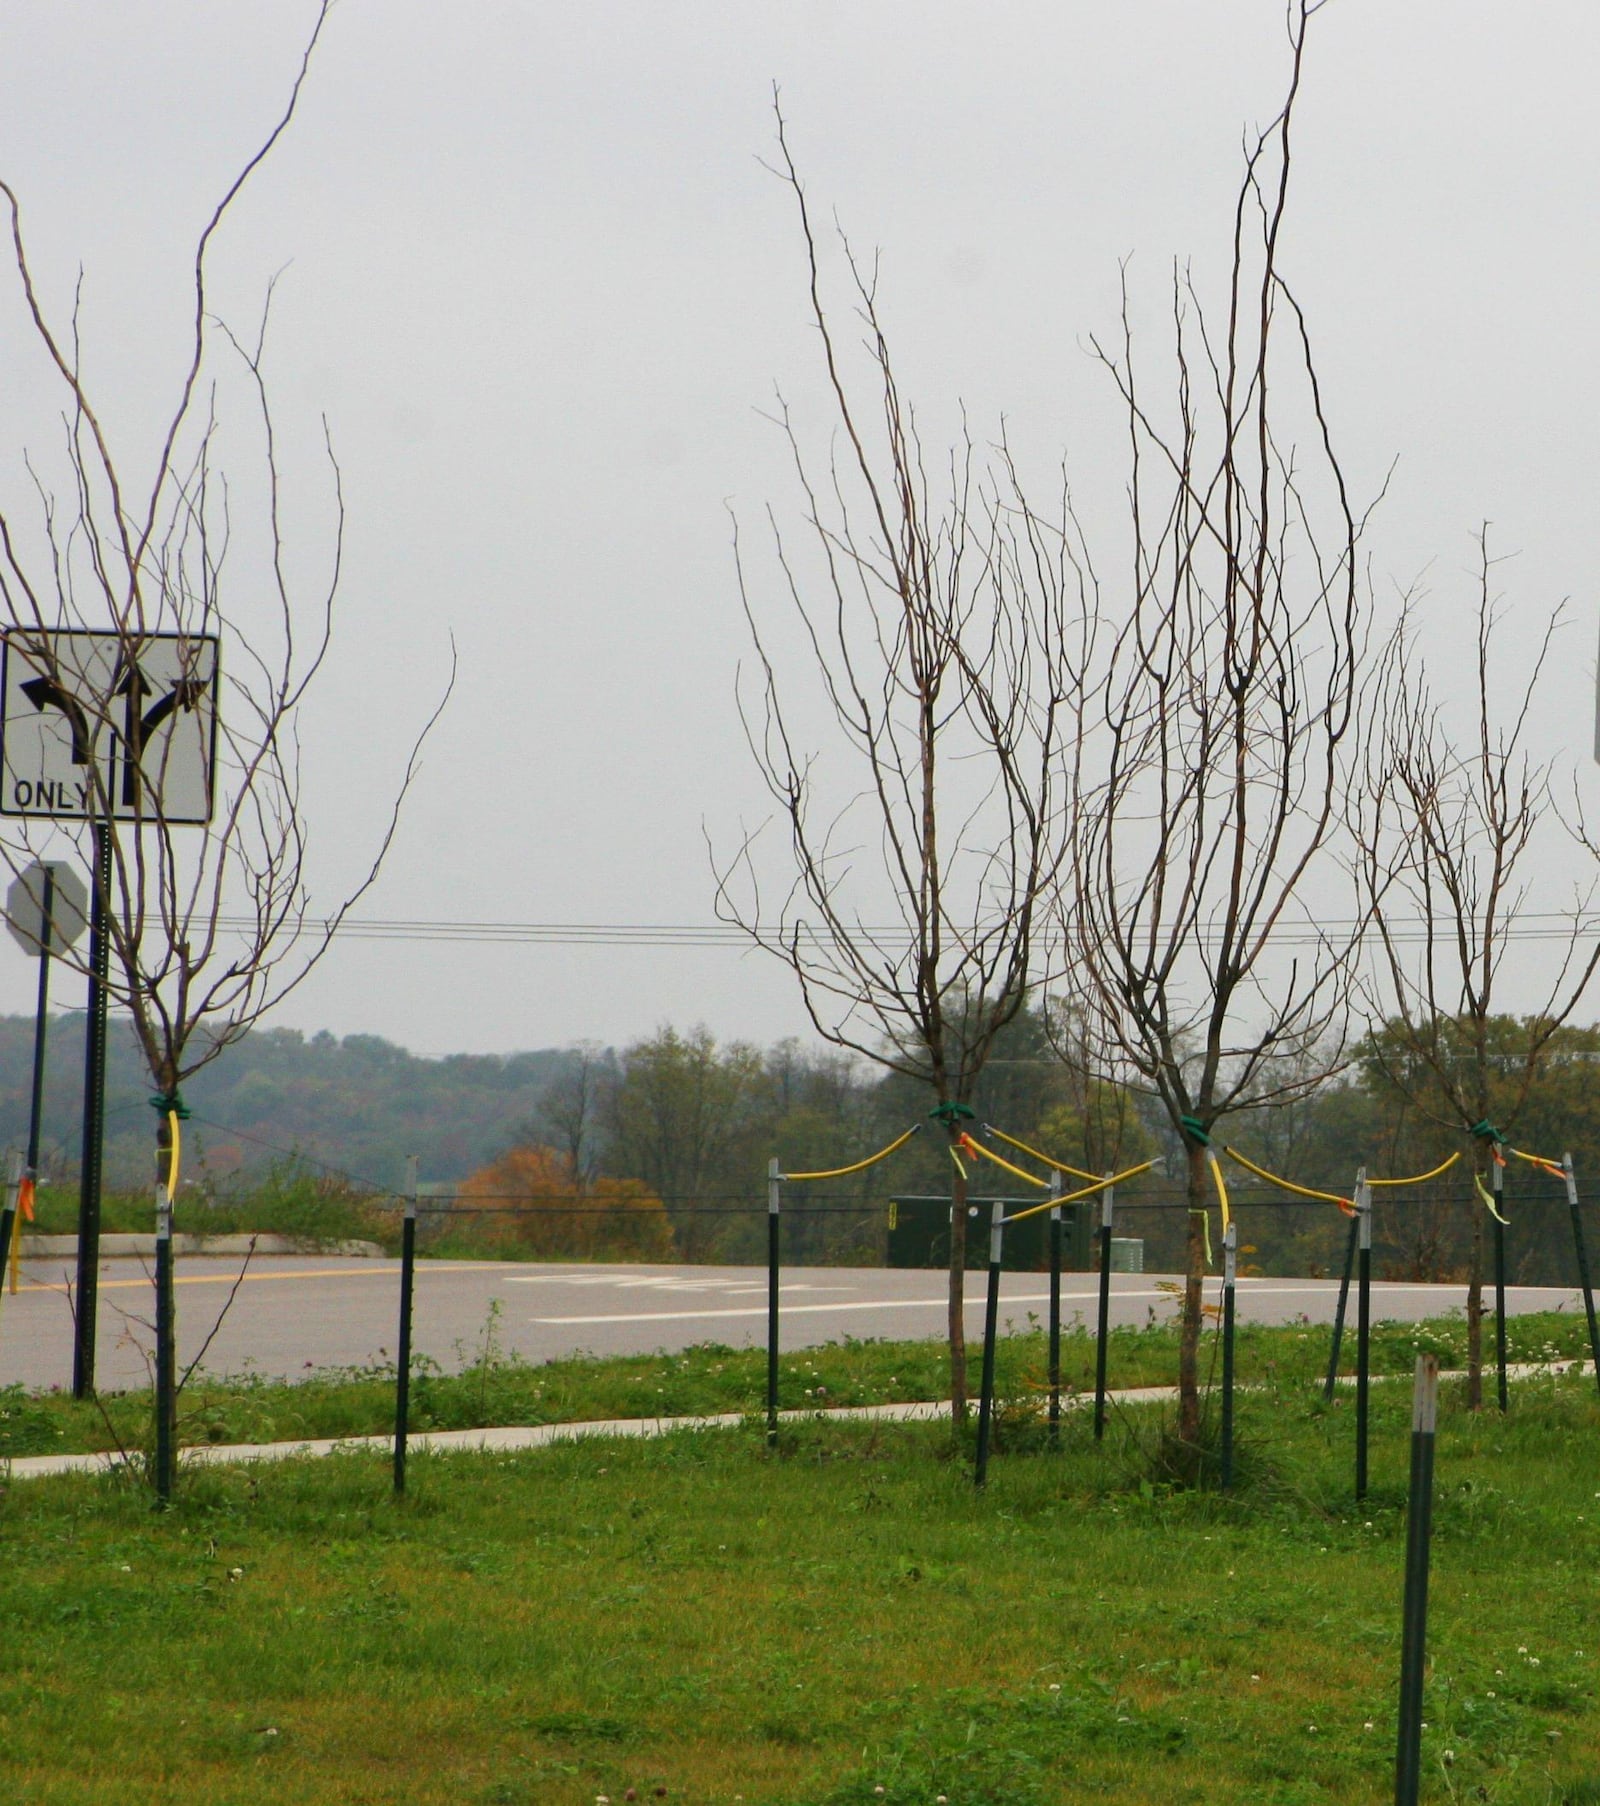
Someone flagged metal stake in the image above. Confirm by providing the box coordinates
[974,1200,1003,1488]
[767,1157,781,1446]
[1323,1209,1359,1402]
[1562,1154,1600,1400]
[1394,1354,1439,1806]
[1094,1175,1115,1442]
[1492,1158,1508,1412]
[394,1154,419,1495]
[73,824,110,1398]
[1356,1169,1372,1502]
[1220,1219,1237,1489]
[1048,1171,1062,1449]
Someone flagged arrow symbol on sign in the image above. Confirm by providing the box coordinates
[115,660,208,807]
[19,675,92,765]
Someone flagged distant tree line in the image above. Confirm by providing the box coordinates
[466,1009,1600,1286]
[4,1005,1596,1288]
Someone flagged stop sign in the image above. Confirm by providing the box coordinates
[5,860,88,957]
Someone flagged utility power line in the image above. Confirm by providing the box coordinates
[207,912,1600,950]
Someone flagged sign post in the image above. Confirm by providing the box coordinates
[75,827,110,1396]
[3,862,88,1297]
[1,628,219,1424]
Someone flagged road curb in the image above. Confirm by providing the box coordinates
[19,1233,387,1259]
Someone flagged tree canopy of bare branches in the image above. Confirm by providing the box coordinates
[1354,537,1600,1403]
[1063,0,1367,1448]
[716,107,1093,1419]
[0,2,448,1486]
[0,2,448,1106]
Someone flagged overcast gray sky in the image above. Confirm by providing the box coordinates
[0,0,1595,1056]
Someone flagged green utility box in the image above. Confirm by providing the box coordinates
[886,1195,1093,1272]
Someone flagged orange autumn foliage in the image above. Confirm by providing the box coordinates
[456,1144,674,1261]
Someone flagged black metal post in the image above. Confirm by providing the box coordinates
[1563,1154,1600,1400]
[1323,1209,1359,1402]
[1048,1172,1062,1449]
[73,824,111,1399]
[1220,1220,1237,1490]
[974,1201,1003,1488]
[1357,1171,1372,1502]
[1492,1159,1508,1412]
[154,1111,176,1503]
[1094,1175,1114,1442]
[1394,1354,1439,1806]
[766,1158,780,1446]
[394,1154,418,1495]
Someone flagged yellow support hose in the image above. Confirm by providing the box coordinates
[1474,1171,1509,1225]
[998,1159,1158,1228]
[1508,1146,1566,1181]
[1220,1145,1352,1211]
[982,1125,1101,1185]
[1208,1150,1231,1233]
[168,1111,183,1204]
[782,1125,919,1182]
[960,1134,1051,1189]
[1368,1151,1460,1188]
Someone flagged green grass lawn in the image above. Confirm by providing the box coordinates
[1,1333,1597,1803]
[2,1304,1595,1462]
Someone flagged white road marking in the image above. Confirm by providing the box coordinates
[528,1278,1578,1328]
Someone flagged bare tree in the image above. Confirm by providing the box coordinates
[1354,543,1600,1405]
[1063,0,1367,1453]
[0,2,449,1492]
[534,1042,614,1186]
[715,108,1091,1422]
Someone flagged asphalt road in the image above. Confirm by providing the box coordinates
[0,1252,1586,1393]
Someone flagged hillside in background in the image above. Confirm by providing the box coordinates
[0,1015,572,1193]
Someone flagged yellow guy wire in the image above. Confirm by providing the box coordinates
[1368,1151,1460,1188]
[781,1125,919,1183]
[1474,1171,1509,1225]
[960,1134,1050,1189]
[1508,1146,1566,1181]
[999,1159,1157,1228]
[1220,1145,1352,1213]
[982,1125,1101,1185]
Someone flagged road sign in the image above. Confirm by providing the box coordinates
[0,628,219,824]
[5,861,88,956]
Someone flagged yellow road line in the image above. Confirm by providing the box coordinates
[11,1261,528,1296]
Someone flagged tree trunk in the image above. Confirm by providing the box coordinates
[1177,1143,1209,1446]
[1466,1194,1484,1410]
[948,1127,968,1424]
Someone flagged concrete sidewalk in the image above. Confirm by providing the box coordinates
[5,1359,1591,1484]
